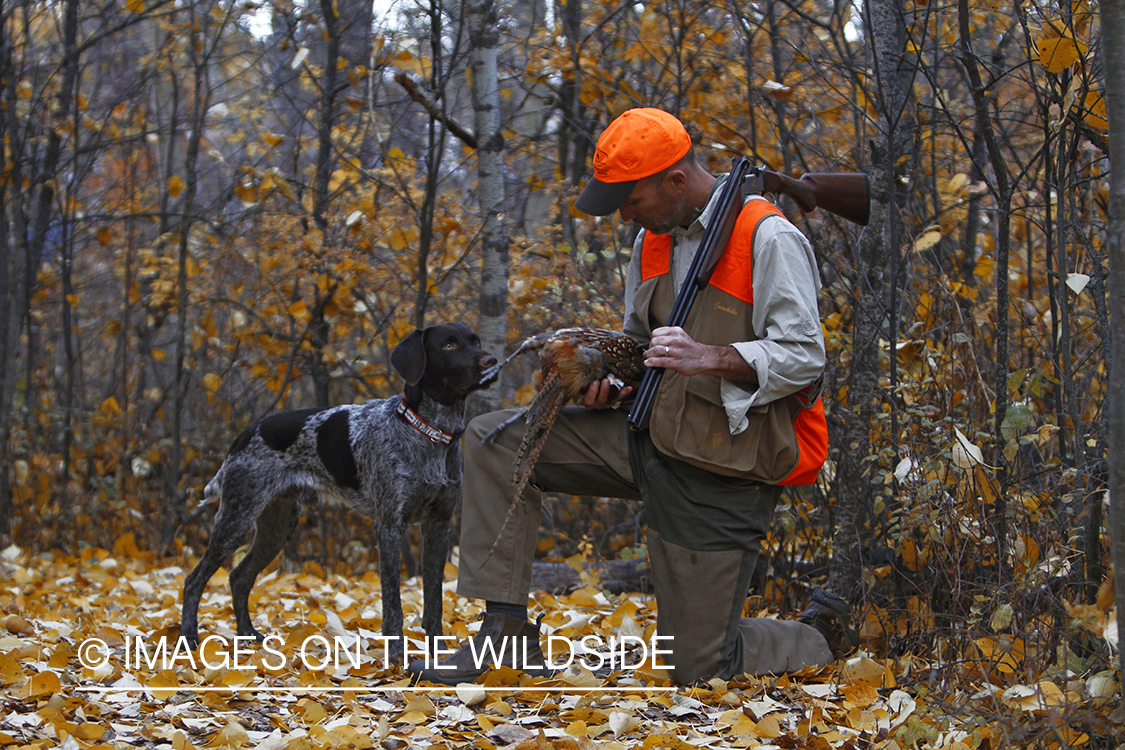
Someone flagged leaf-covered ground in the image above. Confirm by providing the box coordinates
[1,541,1121,750]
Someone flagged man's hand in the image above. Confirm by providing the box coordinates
[645,326,759,387]
[580,378,634,409]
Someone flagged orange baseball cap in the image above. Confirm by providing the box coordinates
[575,108,692,216]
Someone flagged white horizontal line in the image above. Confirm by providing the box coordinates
[75,685,678,693]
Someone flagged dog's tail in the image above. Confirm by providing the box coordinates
[203,468,224,501]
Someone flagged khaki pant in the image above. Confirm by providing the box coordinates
[457,407,832,683]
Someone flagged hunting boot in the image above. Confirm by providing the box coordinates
[798,589,859,659]
[408,613,553,685]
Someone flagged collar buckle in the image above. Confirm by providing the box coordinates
[396,398,454,445]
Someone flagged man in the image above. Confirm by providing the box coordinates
[410,108,856,685]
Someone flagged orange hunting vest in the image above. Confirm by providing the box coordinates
[634,199,828,486]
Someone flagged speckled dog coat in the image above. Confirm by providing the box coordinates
[179,323,498,659]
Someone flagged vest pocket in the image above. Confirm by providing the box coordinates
[653,370,799,482]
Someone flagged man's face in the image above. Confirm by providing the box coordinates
[617,172,691,235]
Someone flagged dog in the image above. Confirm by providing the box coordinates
[179,323,498,660]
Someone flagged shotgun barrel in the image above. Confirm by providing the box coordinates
[626,157,753,430]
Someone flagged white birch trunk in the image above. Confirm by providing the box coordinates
[468,0,509,413]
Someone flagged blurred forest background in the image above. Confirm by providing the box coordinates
[0,0,1116,681]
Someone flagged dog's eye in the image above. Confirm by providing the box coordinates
[443,341,458,350]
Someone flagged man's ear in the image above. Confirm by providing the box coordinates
[664,167,689,194]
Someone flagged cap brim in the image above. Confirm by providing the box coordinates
[575,178,637,216]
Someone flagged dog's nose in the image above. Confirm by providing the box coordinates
[481,353,499,369]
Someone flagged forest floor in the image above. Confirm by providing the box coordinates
[0,540,1121,750]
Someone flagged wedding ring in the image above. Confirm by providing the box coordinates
[664,346,670,355]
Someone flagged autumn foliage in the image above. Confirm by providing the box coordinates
[0,0,1120,745]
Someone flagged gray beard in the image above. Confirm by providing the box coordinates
[644,193,691,235]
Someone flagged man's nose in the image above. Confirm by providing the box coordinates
[618,205,635,223]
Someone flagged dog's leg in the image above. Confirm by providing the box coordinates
[419,510,452,642]
[181,490,261,649]
[376,521,407,662]
[229,488,305,641]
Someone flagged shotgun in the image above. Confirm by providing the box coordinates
[625,157,870,431]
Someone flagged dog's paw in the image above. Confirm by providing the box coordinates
[236,626,267,643]
[384,642,406,668]
[176,628,201,651]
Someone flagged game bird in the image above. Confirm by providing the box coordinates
[482,327,646,561]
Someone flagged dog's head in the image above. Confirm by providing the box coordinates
[392,323,499,405]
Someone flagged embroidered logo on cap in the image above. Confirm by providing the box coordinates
[593,148,611,178]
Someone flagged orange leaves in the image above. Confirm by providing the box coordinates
[257,361,299,394]
[912,228,942,253]
[1034,0,1095,74]
[899,537,928,572]
[202,372,223,402]
[288,299,310,321]
[94,395,123,426]
[234,168,296,208]
[1036,34,1085,74]
[1032,10,1106,134]
[0,540,1117,748]
[388,226,417,252]
[233,177,259,207]
[1080,91,1108,129]
[974,635,1026,677]
[13,669,61,701]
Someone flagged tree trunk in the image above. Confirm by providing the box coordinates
[304,0,344,410]
[1099,0,1125,682]
[0,187,14,545]
[468,0,509,414]
[163,4,221,549]
[308,0,345,566]
[960,0,1018,584]
[0,0,22,544]
[20,0,81,545]
[410,0,453,328]
[828,0,913,600]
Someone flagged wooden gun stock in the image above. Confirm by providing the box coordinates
[759,170,871,226]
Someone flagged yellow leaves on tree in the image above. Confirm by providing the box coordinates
[1036,33,1085,73]
[388,226,417,252]
[202,372,223,403]
[1081,91,1108,129]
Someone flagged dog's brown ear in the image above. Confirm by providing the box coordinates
[391,328,428,385]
